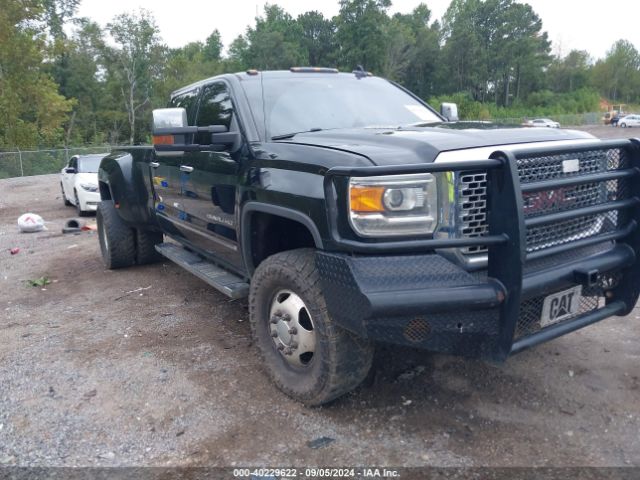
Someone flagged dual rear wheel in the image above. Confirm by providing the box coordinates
[97,199,163,269]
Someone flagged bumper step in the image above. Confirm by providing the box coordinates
[155,243,249,299]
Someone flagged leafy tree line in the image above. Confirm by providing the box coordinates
[2,0,640,151]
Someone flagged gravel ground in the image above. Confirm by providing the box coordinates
[0,126,639,470]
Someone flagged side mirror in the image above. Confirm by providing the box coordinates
[152,107,240,153]
[65,167,76,174]
[153,108,188,157]
[440,102,459,122]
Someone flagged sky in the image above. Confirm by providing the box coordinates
[75,0,640,61]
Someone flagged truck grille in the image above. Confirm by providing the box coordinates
[458,173,488,253]
[456,147,630,255]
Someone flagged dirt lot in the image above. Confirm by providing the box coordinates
[0,126,639,470]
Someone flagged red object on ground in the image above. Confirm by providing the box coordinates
[10,247,20,255]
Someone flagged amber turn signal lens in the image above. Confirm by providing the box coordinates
[153,135,174,145]
[350,186,385,212]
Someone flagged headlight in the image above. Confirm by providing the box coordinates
[349,173,438,237]
[79,183,98,192]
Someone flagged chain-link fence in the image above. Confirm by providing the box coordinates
[0,146,113,179]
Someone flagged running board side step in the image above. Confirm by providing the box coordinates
[155,243,249,299]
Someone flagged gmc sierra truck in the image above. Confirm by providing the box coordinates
[97,68,640,406]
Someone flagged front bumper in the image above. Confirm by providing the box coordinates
[78,190,101,211]
[319,139,640,361]
[317,244,633,360]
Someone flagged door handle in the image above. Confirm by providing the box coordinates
[150,162,160,168]
[180,165,194,173]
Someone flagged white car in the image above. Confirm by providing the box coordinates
[60,154,107,215]
[525,118,561,128]
[619,114,640,128]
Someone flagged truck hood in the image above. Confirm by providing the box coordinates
[286,124,594,166]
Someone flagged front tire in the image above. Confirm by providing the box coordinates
[249,249,374,406]
[61,184,72,206]
[74,190,89,217]
[97,200,136,269]
[621,123,627,128]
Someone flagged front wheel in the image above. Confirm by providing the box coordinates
[249,249,374,406]
[621,123,627,128]
[74,190,89,217]
[61,184,72,206]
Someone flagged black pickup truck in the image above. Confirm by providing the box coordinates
[98,68,640,406]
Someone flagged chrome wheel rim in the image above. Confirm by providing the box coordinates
[269,289,316,367]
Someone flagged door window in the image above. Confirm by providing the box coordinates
[169,89,200,125]
[196,82,233,129]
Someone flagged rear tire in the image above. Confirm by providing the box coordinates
[135,229,163,265]
[249,248,374,406]
[97,200,136,269]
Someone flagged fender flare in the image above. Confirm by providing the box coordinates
[98,150,154,227]
[240,202,323,274]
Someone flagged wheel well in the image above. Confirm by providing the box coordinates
[99,181,112,201]
[248,212,317,270]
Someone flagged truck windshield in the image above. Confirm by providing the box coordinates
[261,75,441,139]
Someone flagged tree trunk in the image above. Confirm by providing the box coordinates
[129,81,135,145]
[65,110,76,147]
[504,72,510,108]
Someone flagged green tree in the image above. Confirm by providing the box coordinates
[547,50,592,93]
[49,19,119,145]
[297,11,337,67]
[104,10,166,144]
[204,29,223,62]
[235,4,306,70]
[441,0,550,106]
[335,0,391,73]
[0,0,73,148]
[156,41,227,104]
[441,0,488,99]
[592,40,640,103]
[226,35,250,71]
[384,4,441,99]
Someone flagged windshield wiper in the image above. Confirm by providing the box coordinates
[271,128,323,141]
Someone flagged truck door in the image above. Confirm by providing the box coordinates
[176,80,243,270]
[151,88,200,239]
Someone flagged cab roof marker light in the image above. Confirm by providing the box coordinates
[290,67,339,73]
[246,69,260,76]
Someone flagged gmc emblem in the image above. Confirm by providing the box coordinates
[523,188,575,214]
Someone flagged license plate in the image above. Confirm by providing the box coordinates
[540,286,583,327]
